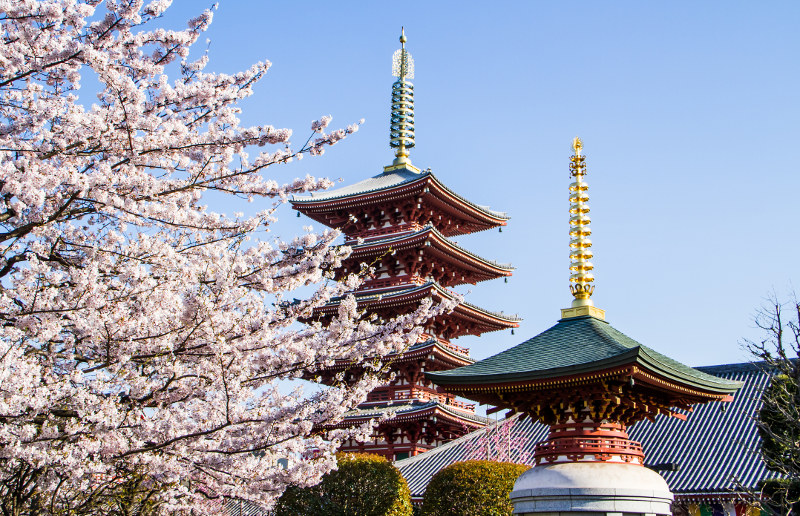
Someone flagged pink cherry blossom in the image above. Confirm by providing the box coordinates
[0,1,445,512]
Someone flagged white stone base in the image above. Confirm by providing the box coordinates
[510,462,673,516]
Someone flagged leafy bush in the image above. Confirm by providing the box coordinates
[274,453,413,516]
[421,460,530,516]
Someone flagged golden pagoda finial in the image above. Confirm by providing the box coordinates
[386,27,416,170]
[572,136,582,157]
[561,137,605,320]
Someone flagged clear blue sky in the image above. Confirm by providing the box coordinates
[160,1,799,367]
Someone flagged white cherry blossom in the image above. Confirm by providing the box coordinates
[0,1,445,512]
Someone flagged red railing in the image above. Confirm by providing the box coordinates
[534,436,645,464]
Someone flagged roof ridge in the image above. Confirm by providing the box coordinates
[291,168,426,203]
[427,171,508,220]
[291,169,509,222]
[587,317,642,352]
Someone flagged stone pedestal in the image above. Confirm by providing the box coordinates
[510,462,673,516]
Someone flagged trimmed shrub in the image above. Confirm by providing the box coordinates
[421,460,530,516]
[273,453,413,516]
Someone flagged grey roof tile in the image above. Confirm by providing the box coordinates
[291,168,508,220]
[292,168,423,202]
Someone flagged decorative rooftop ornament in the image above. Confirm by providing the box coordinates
[389,27,416,168]
[562,138,604,320]
[427,138,742,516]
[391,28,414,80]
[569,137,593,302]
[290,30,517,460]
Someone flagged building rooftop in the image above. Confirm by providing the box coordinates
[325,399,490,427]
[428,315,741,394]
[348,224,514,272]
[293,167,423,202]
[398,361,777,501]
[292,167,507,220]
[317,281,521,327]
[291,166,509,237]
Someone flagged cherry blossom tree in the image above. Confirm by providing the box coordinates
[0,1,445,513]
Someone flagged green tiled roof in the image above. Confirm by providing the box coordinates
[427,315,741,394]
[399,362,777,501]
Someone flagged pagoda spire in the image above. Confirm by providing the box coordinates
[387,28,416,170]
[562,137,604,320]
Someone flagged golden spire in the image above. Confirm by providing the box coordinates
[386,27,417,171]
[562,137,605,320]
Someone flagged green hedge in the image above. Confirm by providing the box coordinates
[421,460,530,516]
[273,453,413,516]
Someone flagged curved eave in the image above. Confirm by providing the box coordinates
[425,172,509,227]
[291,167,424,203]
[291,174,429,224]
[407,339,475,366]
[428,340,475,365]
[428,282,520,328]
[321,401,488,428]
[291,170,509,233]
[452,301,520,332]
[428,346,741,399]
[346,226,514,279]
[314,339,475,373]
[635,346,742,395]
[316,282,521,330]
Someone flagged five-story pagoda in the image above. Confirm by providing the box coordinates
[291,30,519,461]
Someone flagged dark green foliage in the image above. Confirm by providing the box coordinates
[273,453,413,516]
[420,460,530,516]
[747,296,800,514]
[758,478,800,515]
[759,374,800,474]
[758,374,800,515]
[0,462,166,516]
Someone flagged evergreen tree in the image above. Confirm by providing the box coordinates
[747,296,800,515]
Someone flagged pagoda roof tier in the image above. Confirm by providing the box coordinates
[314,282,520,339]
[291,166,508,237]
[322,400,488,429]
[427,315,741,424]
[340,225,513,288]
[314,338,475,376]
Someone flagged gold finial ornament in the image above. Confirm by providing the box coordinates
[572,136,583,157]
[388,27,415,168]
[568,137,594,307]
